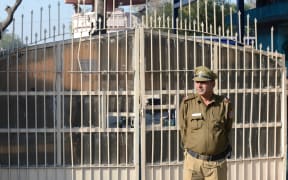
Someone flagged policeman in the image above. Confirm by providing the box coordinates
[179,66,233,180]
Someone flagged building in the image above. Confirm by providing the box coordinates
[246,0,288,76]
[106,8,140,33]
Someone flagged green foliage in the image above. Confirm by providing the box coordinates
[159,2,173,17]
[179,0,237,31]
[146,0,238,32]
[145,2,174,27]
[0,32,24,50]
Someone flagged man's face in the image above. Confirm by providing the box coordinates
[194,80,215,96]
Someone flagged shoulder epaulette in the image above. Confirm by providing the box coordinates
[182,93,196,102]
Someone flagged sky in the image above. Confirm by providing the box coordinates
[0,0,75,43]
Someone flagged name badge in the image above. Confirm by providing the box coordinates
[192,113,202,118]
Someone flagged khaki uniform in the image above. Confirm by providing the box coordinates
[179,93,233,180]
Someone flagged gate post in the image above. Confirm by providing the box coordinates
[133,26,146,180]
[133,27,141,180]
[139,27,146,180]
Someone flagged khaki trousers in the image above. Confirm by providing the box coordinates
[183,151,227,180]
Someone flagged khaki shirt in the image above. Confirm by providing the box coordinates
[179,93,233,155]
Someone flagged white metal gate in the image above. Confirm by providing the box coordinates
[138,26,287,180]
[0,1,287,180]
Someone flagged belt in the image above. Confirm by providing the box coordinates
[187,146,231,161]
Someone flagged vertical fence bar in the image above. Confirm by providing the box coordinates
[89,32,92,180]
[137,27,146,180]
[273,50,277,158]
[162,14,165,29]
[116,31,120,180]
[281,53,287,180]
[254,19,258,50]
[238,11,242,43]
[153,12,156,28]
[257,44,263,180]
[69,33,75,180]
[201,23,205,65]
[233,33,239,179]
[7,51,11,180]
[12,19,15,50]
[193,20,196,69]
[158,26,163,180]
[56,32,61,180]
[135,27,142,180]
[43,32,47,180]
[243,43,247,178]
[48,5,51,38]
[179,0,182,29]
[209,25,213,66]
[149,27,155,180]
[249,43,255,160]
[34,42,38,178]
[79,38,84,174]
[107,33,111,180]
[217,27,222,92]
[103,0,106,30]
[124,30,128,180]
[176,15,181,180]
[151,26,157,180]
[168,23,173,180]
[58,2,60,36]
[98,28,103,180]
[173,21,179,179]
[266,47,270,180]
[197,0,199,31]
[213,2,216,35]
[205,0,208,32]
[21,14,24,45]
[273,51,278,180]
[61,28,67,180]
[188,0,191,30]
[40,7,43,41]
[97,28,102,180]
[184,22,188,103]
[31,10,33,44]
[16,46,20,179]
[23,36,28,180]
[246,15,250,45]
[230,7,233,37]
[271,27,274,53]
[221,5,224,37]
[52,36,59,177]
[226,30,230,98]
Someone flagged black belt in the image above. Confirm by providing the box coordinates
[187,146,231,161]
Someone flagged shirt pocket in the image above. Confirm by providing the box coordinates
[187,115,204,130]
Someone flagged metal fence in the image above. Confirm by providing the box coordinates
[0,1,287,180]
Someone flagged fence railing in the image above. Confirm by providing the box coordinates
[0,1,286,180]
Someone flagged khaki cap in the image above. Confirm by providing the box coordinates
[193,66,217,81]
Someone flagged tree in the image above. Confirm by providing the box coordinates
[144,0,237,31]
[0,0,23,39]
[0,32,24,50]
[180,0,237,31]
